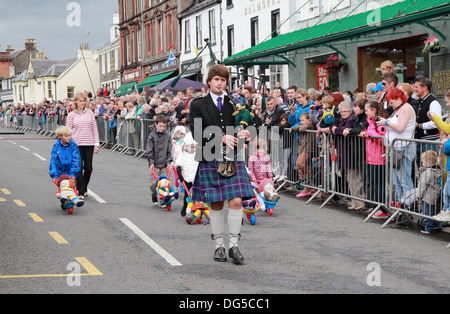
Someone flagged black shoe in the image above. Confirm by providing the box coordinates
[213,247,227,262]
[228,246,244,264]
[181,207,186,217]
[152,194,157,205]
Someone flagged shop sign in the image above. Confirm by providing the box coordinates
[316,65,328,93]
[431,54,450,96]
[244,0,281,16]
[124,69,141,83]
[181,59,202,73]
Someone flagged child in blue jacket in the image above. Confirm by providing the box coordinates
[49,126,83,206]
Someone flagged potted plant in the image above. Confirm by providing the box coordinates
[422,36,447,54]
[323,54,348,74]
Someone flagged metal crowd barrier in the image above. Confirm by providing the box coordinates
[3,112,448,233]
[380,137,444,229]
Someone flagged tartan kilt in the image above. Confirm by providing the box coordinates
[191,160,254,203]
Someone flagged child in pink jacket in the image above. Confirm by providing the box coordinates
[360,100,387,216]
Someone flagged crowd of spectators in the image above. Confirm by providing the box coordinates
[2,59,450,235]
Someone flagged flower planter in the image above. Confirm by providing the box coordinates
[430,47,441,53]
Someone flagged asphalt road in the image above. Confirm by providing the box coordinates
[1,127,450,296]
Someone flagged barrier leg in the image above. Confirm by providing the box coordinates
[306,189,322,204]
[381,209,399,228]
[363,204,381,223]
[320,193,335,209]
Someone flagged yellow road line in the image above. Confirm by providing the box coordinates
[0,257,103,279]
[48,232,68,244]
[28,213,44,222]
[75,257,103,276]
[14,200,26,207]
[0,197,6,202]
[1,188,11,195]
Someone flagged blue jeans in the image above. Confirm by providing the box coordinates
[393,142,416,205]
[443,178,450,211]
[422,201,442,233]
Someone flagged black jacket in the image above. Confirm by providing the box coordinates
[263,104,285,128]
[188,93,237,162]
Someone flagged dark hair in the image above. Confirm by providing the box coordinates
[382,72,398,86]
[414,77,432,91]
[366,100,385,117]
[280,113,289,121]
[206,64,229,88]
[154,115,167,124]
[353,98,367,110]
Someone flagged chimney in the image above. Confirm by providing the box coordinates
[6,45,14,53]
[25,38,37,50]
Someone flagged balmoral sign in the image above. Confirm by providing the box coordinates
[244,0,281,15]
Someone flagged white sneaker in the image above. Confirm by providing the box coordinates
[277,174,286,182]
[273,175,280,181]
[434,211,450,222]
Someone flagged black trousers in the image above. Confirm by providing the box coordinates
[77,146,94,195]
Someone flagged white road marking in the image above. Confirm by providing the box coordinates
[19,145,30,151]
[87,188,106,204]
[33,153,46,161]
[8,141,16,144]
[119,218,182,267]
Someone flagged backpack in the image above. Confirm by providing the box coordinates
[319,106,335,125]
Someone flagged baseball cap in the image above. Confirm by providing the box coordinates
[372,82,384,92]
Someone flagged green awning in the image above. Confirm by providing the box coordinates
[224,0,450,66]
[115,81,137,97]
[137,71,175,89]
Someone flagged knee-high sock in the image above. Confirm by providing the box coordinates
[210,209,225,249]
[228,208,243,248]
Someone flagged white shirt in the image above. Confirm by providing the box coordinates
[210,92,225,109]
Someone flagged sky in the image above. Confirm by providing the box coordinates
[0,0,118,60]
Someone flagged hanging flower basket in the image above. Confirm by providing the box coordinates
[422,36,447,54]
[323,54,348,74]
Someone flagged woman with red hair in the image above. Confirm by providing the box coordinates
[375,87,416,217]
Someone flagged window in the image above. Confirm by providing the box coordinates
[227,25,235,57]
[110,50,115,72]
[196,16,203,48]
[251,17,259,47]
[126,35,131,65]
[209,10,216,45]
[101,55,105,75]
[270,65,282,91]
[136,29,142,62]
[67,86,75,99]
[185,20,191,51]
[226,0,233,9]
[48,81,53,99]
[271,9,280,38]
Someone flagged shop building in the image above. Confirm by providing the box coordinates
[117,0,180,95]
[224,0,450,103]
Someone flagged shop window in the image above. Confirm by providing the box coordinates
[306,54,339,92]
[358,35,428,90]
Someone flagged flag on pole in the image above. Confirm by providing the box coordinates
[165,51,176,67]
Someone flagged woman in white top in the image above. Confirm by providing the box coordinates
[377,87,417,208]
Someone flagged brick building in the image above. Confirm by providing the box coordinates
[117,0,180,94]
